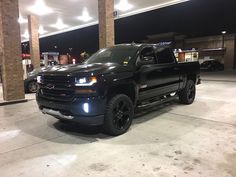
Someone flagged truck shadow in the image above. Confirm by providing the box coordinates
[13,98,183,145]
[134,101,177,122]
[51,100,179,139]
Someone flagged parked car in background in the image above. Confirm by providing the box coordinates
[200,59,224,71]
[24,67,51,93]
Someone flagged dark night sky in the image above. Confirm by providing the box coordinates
[24,0,236,57]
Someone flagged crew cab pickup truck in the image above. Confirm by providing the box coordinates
[36,44,201,136]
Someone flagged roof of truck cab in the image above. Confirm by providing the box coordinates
[113,43,171,49]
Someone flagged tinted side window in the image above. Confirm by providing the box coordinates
[141,47,156,61]
[156,48,175,64]
[139,47,156,64]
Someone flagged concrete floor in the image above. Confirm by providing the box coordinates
[0,72,236,177]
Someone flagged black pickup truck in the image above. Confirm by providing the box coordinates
[36,44,200,136]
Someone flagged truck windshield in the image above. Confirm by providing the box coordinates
[85,46,138,66]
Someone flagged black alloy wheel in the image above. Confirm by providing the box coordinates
[28,81,38,93]
[187,81,196,101]
[113,100,131,130]
[179,80,196,105]
[104,94,134,136]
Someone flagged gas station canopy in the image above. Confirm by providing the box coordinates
[19,0,189,42]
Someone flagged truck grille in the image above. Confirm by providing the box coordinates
[39,75,75,102]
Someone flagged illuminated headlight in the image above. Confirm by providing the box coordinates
[37,76,42,83]
[83,103,89,113]
[75,77,97,86]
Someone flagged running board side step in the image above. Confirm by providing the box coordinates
[137,95,178,109]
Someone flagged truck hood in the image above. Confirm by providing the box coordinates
[42,63,132,76]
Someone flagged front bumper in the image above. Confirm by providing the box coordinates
[37,95,106,126]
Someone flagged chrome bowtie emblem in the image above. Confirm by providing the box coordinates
[46,84,55,90]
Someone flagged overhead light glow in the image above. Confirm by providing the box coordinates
[18,14,27,24]
[51,18,69,30]
[28,0,53,16]
[22,30,29,39]
[119,0,190,18]
[38,26,47,35]
[221,31,227,34]
[115,0,133,12]
[77,8,93,22]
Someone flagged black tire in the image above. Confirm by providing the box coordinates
[178,80,196,105]
[104,94,134,136]
[27,81,38,93]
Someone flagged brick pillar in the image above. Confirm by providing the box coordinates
[28,15,40,69]
[234,36,236,69]
[0,0,25,101]
[224,36,235,70]
[98,0,115,49]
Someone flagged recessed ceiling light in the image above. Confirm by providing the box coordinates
[221,31,227,34]
[38,26,47,35]
[28,0,53,16]
[115,0,133,12]
[22,30,29,39]
[51,18,69,30]
[18,14,27,24]
[77,8,93,22]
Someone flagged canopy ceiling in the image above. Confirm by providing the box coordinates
[19,0,189,41]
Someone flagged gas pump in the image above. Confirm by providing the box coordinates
[42,52,59,67]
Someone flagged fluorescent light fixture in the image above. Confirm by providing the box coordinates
[115,0,133,12]
[38,26,47,35]
[18,14,27,24]
[77,8,93,22]
[51,18,69,30]
[119,0,190,18]
[22,0,189,42]
[221,31,227,34]
[22,30,29,39]
[28,0,53,16]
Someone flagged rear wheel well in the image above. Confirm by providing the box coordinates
[107,84,136,104]
[187,74,196,83]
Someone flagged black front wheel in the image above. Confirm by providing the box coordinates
[28,81,38,93]
[104,94,134,136]
[178,80,196,105]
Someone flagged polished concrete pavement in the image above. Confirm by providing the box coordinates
[0,72,236,177]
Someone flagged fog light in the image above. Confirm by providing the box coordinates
[83,103,89,113]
